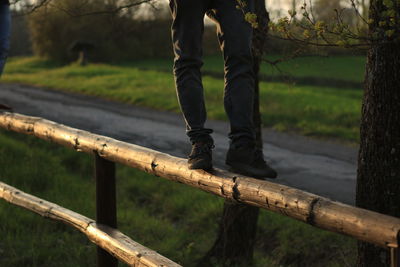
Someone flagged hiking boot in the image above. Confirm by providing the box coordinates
[226,142,277,179]
[188,141,214,170]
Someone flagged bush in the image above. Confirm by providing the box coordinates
[9,11,32,57]
[27,0,177,63]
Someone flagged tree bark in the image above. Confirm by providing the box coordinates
[200,2,270,266]
[356,1,400,266]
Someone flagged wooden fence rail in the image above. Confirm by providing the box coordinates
[1,112,400,266]
[0,182,180,267]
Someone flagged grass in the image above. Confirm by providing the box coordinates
[0,129,356,266]
[2,57,363,142]
[122,54,366,83]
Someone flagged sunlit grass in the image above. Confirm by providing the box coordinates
[2,57,362,142]
[122,54,366,83]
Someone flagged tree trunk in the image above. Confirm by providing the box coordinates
[356,1,400,266]
[292,0,296,14]
[361,0,368,20]
[252,0,269,151]
[199,2,270,266]
[78,49,88,66]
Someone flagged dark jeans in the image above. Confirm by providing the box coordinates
[170,0,256,144]
[0,2,10,76]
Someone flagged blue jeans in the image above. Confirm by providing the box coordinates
[170,0,256,144]
[0,3,11,76]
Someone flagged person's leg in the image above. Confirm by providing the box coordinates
[0,2,11,76]
[212,0,277,178]
[170,0,213,144]
[211,0,256,145]
[170,0,214,170]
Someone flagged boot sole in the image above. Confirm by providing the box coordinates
[226,162,277,179]
[188,161,213,171]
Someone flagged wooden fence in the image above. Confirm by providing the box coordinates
[0,112,399,267]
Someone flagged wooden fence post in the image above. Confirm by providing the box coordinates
[95,154,118,267]
[391,247,400,267]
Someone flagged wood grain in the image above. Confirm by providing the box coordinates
[0,182,181,267]
[1,112,399,249]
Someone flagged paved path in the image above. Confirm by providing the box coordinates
[0,83,358,204]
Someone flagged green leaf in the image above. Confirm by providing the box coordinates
[288,10,297,17]
[383,0,394,8]
[385,29,395,37]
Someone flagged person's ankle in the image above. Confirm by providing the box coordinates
[191,135,214,146]
[229,137,254,149]
[188,141,214,170]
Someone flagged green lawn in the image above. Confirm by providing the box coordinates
[0,129,356,266]
[2,57,363,142]
[124,55,366,83]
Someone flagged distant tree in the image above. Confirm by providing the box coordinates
[10,0,152,16]
[313,0,343,22]
[292,0,296,16]
[25,0,173,62]
[7,9,32,57]
[28,0,121,62]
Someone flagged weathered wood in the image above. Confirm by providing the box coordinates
[0,182,181,267]
[1,112,400,249]
[95,155,118,267]
[391,247,400,267]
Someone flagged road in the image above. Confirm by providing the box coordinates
[0,83,358,204]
